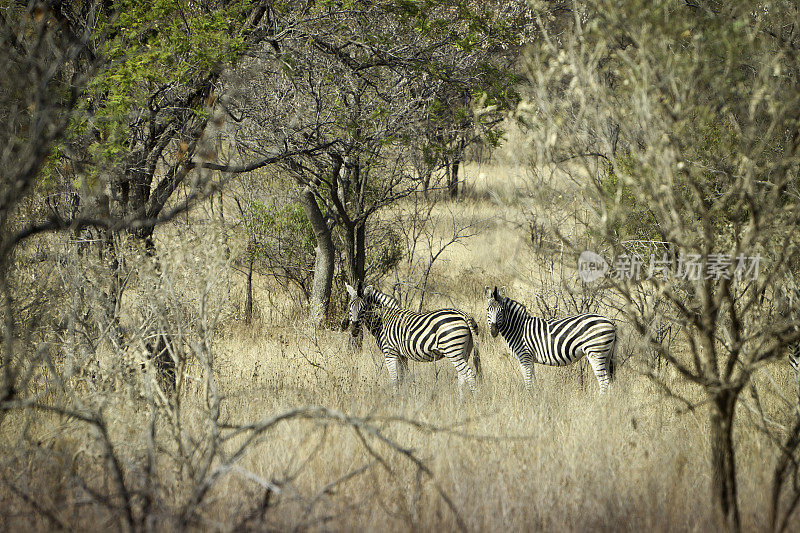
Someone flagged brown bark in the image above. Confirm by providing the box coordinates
[770,415,800,532]
[448,158,460,199]
[300,186,334,324]
[422,170,432,198]
[710,390,741,533]
[343,220,366,287]
[245,251,254,325]
[448,135,466,199]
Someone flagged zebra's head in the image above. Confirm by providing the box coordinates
[485,285,506,337]
[345,281,369,336]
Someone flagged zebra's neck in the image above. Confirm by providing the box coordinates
[362,305,402,341]
[499,298,543,345]
[367,289,400,309]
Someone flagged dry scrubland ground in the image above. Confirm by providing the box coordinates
[2,161,798,531]
[209,162,797,530]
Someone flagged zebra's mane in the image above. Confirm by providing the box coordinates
[503,296,529,317]
[365,287,401,309]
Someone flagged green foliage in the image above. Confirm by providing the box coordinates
[310,0,521,152]
[242,196,320,296]
[244,199,316,263]
[83,0,251,168]
[597,154,660,241]
[367,226,404,279]
[599,112,745,241]
[532,0,800,246]
[483,128,505,148]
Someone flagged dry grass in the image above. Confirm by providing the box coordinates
[1,161,798,531]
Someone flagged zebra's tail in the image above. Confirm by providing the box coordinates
[608,335,618,383]
[463,313,483,381]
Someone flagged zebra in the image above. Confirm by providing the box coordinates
[340,284,400,331]
[781,284,800,402]
[345,281,482,391]
[485,286,617,392]
[363,284,401,309]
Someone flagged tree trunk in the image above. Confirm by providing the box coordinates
[99,227,124,347]
[342,220,365,350]
[245,250,254,325]
[422,170,432,198]
[448,134,466,199]
[769,415,800,532]
[710,390,741,533]
[343,220,366,287]
[300,186,334,324]
[356,221,365,282]
[448,158,460,199]
[143,232,156,257]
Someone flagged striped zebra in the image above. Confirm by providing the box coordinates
[776,284,800,403]
[485,286,617,392]
[345,282,482,391]
[363,285,401,309]
[783,285,800,402]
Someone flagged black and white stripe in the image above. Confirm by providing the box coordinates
[364,285,401,309]
[790,343,800,400]
[346,282,482,391]
[485,286,617,392]
[780,285,800,402]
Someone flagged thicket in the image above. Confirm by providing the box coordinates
[519,1,800,530]
[4,0,800,530]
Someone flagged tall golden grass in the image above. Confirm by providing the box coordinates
[1,160,797,531]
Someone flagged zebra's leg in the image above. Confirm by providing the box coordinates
[586,352,612,393]
[793,364,800,407]
[397,357,409,384]
[795,370,800,407]
[384,353,401,388]
[519,362,534,390]
[790,342,800,406]
[446,351,477,392]
[517,350,534,390]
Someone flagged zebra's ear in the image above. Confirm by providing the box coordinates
[364,285,374,297]
[345,282,357,299]
[499,286,506,298]
[484,286,491,299]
